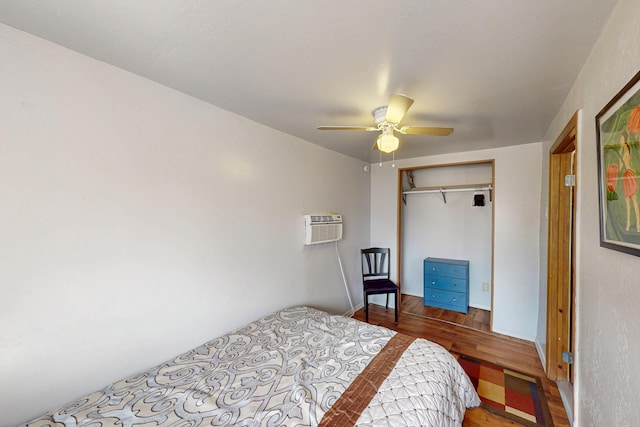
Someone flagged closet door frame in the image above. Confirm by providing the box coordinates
[396,159,495,328]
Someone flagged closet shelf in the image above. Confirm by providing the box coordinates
[402,183,492,204]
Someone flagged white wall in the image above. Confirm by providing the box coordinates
[539,0,640,425]
[371,143,542,341]
[0,25,370,426]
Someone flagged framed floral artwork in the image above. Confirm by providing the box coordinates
[596,70,640,256]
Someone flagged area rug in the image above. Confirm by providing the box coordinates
[455,355,552,426]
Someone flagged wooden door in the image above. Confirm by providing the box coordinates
[546,112,578,382]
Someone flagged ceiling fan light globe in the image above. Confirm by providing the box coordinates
[377,134,399,153]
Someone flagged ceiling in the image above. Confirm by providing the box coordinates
[0,0,620,162]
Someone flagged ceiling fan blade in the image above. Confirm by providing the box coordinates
[399,126,454,136]
[317,126,377,131]
[385,94,414,124]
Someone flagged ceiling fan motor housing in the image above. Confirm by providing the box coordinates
[372,106,389,126]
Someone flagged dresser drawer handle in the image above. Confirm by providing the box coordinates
[432,294,436,298]
[452,283,457,287]
[452,297,457,302]
[431,281,436,285]
[452,269,457,274]
[432,267,436,271]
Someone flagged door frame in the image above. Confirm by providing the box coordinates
[396,160,495,327]
[546,111,578,382]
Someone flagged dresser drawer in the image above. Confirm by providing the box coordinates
[423,289,468,313]
[424,259,468,279]
[424,257,469,313]
[424,275,466,293]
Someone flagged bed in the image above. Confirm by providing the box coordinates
[22,306,480,426]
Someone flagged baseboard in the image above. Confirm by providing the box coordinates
[534,338,547,373]
[469,303,491,311]
[557,380,574,426]
[491,326,535,342]
[343,303,364,318]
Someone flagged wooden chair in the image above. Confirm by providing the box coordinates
[361,247,399,324]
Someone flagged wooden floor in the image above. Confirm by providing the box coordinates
[402,294,492,333]
[354,300,569,427]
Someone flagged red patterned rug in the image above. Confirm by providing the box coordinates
[456,355,552,426]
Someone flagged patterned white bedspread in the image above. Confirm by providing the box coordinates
[22,306,479,427]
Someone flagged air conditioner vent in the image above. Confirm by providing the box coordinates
[304,214,343,245]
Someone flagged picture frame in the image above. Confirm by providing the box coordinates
[596,70,640,256]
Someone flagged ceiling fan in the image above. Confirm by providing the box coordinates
[317,94,453,153]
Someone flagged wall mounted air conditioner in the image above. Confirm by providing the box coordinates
[304,214,343,245]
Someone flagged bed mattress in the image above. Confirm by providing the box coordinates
[22,306,479,426]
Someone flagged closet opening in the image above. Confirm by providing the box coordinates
[396,160,495,333]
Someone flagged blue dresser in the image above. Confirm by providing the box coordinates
[423,257,469,313]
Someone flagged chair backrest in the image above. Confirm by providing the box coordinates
[361,247,391,281]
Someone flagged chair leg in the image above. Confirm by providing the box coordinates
[385,293,389,310]
[365,293,369,323]
[394,291,398,324]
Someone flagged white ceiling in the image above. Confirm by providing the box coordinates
[0,0,620,162]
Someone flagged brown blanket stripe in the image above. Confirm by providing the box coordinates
[319,333,416,426]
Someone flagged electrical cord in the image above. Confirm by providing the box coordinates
[335,241,355,315]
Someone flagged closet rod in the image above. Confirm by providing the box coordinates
[402,184,492,204]
[402,184,492,195]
